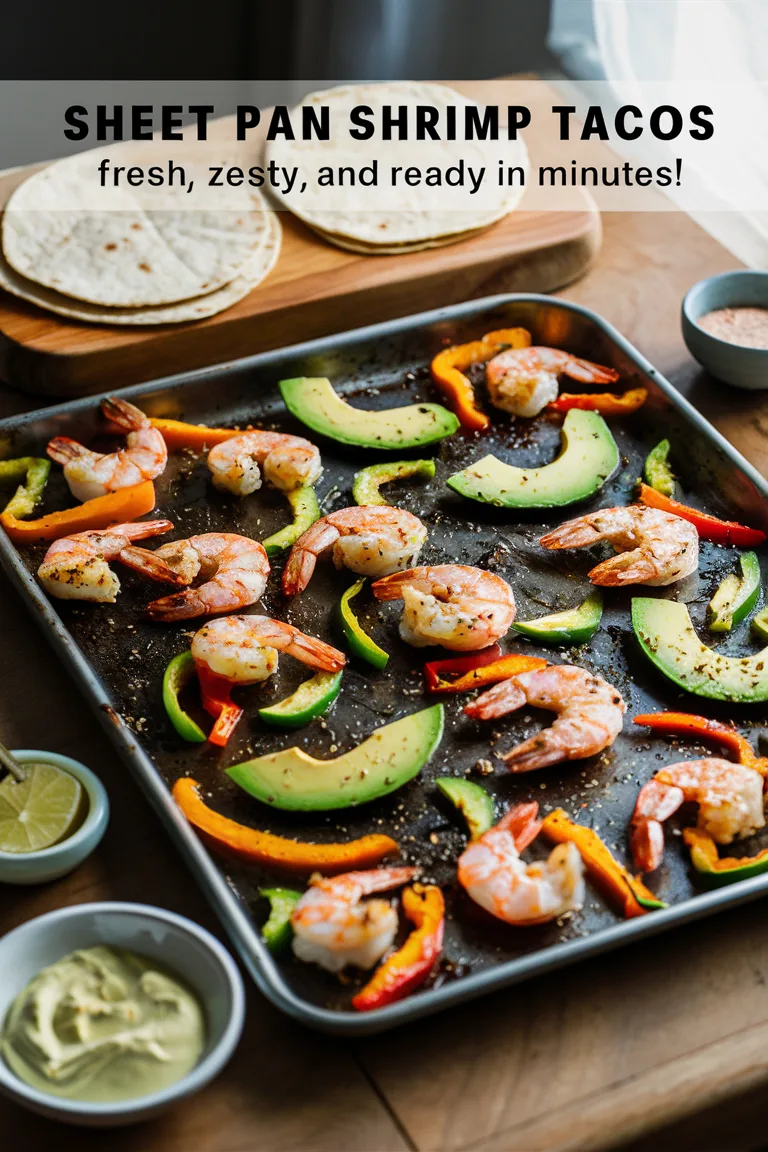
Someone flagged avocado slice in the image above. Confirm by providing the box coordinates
[707,552,761,632]
[262,486,321,558]
[512,590,603,646]
[279,377,459,450]
[227,703,444,811]
[353,459,436,506]
[258,671,343,729]
[632,597,768,702]
[436,778,495,839]
[447,409,619,508]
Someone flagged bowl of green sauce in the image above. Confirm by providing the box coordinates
[0,902,245,1124]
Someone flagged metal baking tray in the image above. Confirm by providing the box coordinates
[1,294,768,1036]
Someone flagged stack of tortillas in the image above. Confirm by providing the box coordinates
[267,82,528,254]
[0,147,281,326]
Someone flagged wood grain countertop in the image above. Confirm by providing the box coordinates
[2,211,768,1152]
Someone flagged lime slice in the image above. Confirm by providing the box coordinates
[0,763,84,853]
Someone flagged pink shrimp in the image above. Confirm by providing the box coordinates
[486,347,619,417]
[37,519,173,603]
[207,430,322,495]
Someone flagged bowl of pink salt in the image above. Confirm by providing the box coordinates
[682,270,768,390]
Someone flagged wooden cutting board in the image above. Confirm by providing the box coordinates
[0,92,600,399]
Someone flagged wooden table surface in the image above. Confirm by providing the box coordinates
[2,210,768,1152]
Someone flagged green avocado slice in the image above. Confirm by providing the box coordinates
[339,578,389,669]
[227,704,444,811]
[707,552,761,632]
[632,597,768,702]
[262,486,321,558]
[353,459,436,506]
[279,377,459,449]
[258,671,343,729]
[446,409,619,508]
[436,778,495,839]
[512,591,603,646]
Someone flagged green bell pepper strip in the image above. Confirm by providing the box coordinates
[0,457,51,519]
[684,828,768,888]
[352,460,436,507]
[339,578,389,669]
[435,778,495,839]
[162,652,207,743]
[643,439,675,497]
[262,487,321,558]
[258,671,343,729]
[259,887,303,952]
[708,552,761,632]
[512,590,603,646]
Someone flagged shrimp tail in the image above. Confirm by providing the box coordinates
[563,357,620,386]
[588,553,659,586]
[101,396,147,431]
[502,733,570,772]
[497,802,542,850]
[630,819,666,873]
[145,589,211,622]
[281,547,317,598]
[46,436,89,465]
[539,519,601,550]
[111,519,174,543]
[119,544,191,585]
[464,678,527,721]
[284,631,347,672]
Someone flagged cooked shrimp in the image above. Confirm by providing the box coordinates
[371,565,516,652]
[539,505,699,586]
[486,347,619,418]
[119,533,270,621]
[191,614,345,685]
[282,506,427,597]
[465,664,625,771]
[458,802,585,925]
[47,397,168,502]
[207,430,322,495]
[291,867,418,972]
[37,519,173,603]
[630,759,765,872]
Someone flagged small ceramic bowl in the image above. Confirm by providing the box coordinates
[0,750,109,885]
[0,902,245,1125]
[682,269,768,389]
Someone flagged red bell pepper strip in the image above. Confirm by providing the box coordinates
[173,778,399,873]
[541,808,664,917]
[548,387,648,415]
[197,664,244,747]
[0,480,157,544]
[634,712,768,776]
[430,327,532,432]
[637,483,767,546]
[425,650,548,694]
[423,645,502,692]
[352,883,445,1011]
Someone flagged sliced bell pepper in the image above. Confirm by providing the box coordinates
[197,664,244,747]
[430,327,532,432]
[643,438,675,497]
[424,650,547,694]
[512,591,603,647]
[352,459,436,507]
[708,552,761,632]
[541,808,664,917]
[149,417,250,452]
[258,671,343,729]
[173,778,399,873]
[547,387,648,415]
[352,883,445,1011]
[637,483,767,546]
[0,479,157,544]
[423,645,501,691]
[633,711,767,774]
[259,887,302,952]
[162,652,207,743]
[262,486,321,558]
[435,777,495,839]
[683,827,768,888]
[339,578,389,669]
[0,457,51,519]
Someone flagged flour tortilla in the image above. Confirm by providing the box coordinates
[0,212,281,326]
[307,221,491,255]
[2,150,272,307]
[267,82,528,250]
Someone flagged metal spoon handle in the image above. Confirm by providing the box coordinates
[0,740,26,783]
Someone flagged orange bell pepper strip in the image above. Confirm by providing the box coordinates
[548,387,648,415]
[637,483,767,546]
[0,480,157,544]
[197,664,244,748]
[633,712,768,776]
[430,327,532,432]
[352,883,445,1011]
[425,651,547,694]
[683,827,768,887]
[150,417,253,452]
[173,778,399,874]
[541,808,664,917]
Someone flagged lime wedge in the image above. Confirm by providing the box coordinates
[0,763,84,854]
